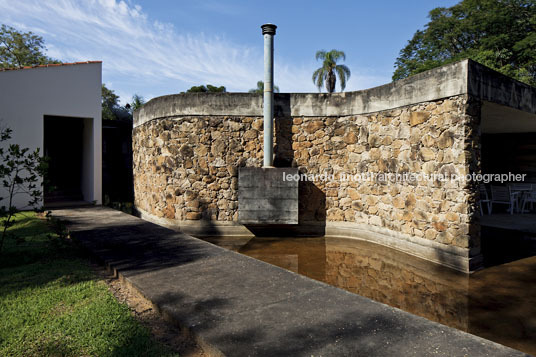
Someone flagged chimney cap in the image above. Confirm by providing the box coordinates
[261,23,277,35]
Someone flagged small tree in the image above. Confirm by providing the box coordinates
[0,126,47,254]
[248,80,280,94]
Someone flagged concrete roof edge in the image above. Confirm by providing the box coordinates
[134,60,473,128]
[466,59,536,114]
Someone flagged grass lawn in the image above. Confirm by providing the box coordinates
[0,212,178,357]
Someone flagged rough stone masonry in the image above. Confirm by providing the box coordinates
[132,59,536,272]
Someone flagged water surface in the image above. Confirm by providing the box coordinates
[199,236,536,355]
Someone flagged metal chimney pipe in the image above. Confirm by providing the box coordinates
[261,23,276,167]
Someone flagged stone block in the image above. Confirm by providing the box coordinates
[409,111,430,126]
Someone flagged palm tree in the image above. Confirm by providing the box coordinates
[312,50,351,93]
[131,94,146,112]
[125,94,145,115]
[249,80,280,94]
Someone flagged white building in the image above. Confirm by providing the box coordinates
[0,61,102,209]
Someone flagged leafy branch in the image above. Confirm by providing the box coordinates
[0,126,48,254]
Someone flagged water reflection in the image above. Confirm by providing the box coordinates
[200,236,536,355]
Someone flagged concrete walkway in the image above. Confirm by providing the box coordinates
[51,207,527,357]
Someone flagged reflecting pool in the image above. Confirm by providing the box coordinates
[198,236,536,355]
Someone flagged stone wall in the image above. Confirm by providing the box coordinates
[133,93,481,271]
[136,61,536,270]
[133,115,264,222]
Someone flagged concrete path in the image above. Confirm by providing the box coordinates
[51,207,527,357]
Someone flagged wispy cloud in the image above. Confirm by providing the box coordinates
[0,0,389,101]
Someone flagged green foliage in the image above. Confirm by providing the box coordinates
[101,84,121,121]
[0,126,47,254]
[312,49,351,93]
[393,0,536,85]
[0,24,60,68]
[101,84,133,121]
[248,80,280,93]
[128,94,146,114]
[0,212,177,356]
[101,84,120,112]
[185,84,226,93]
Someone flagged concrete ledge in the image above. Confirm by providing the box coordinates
[133,59,536,129]
[135,207,255,237]
[324,222,477,273]
[136,207,478,273]
[51,207,525,356]
[134,60,469,128]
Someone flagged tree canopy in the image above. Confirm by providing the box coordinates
[393,0,536,86]
[101,84,132,121]
[101,84,120,121]
[248,80,280,93]
[0,24,59,69]
[312,49,351,93]
[185,84,226,93]
[102,85,146,120]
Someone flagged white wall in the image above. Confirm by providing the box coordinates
[0,62,102,208]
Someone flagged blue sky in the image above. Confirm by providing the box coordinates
[0,0,459,104]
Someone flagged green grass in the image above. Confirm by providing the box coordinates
[0,212,177,357]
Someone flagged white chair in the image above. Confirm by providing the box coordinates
[521,188,536,213]
[510,183,532,212]
[479,185,491,215]
[490,185,519,215]
[511,183,533,191]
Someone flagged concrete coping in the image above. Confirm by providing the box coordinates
[134,59,536,128]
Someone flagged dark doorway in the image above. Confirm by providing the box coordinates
[43,116,84,204]
[481,133,536,182]
[479,132,536,266]
[102,119,133,204]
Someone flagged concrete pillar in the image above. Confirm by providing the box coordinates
[261,23,276,167]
